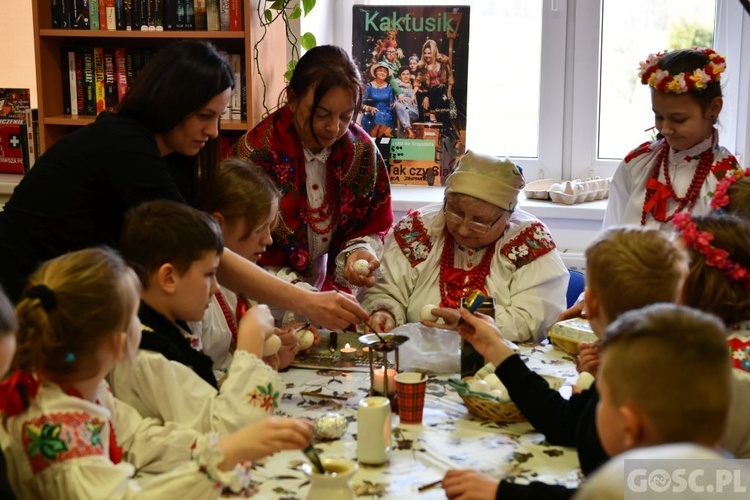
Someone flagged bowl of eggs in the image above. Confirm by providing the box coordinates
[449,364,565,423]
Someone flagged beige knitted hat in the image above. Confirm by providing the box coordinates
[445,151,526,211]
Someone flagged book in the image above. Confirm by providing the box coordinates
[115,0,126,30]
[184,0,195,30]
[219,0,229,31]
[141,0,154,30]
[82,47,96,115]
[71,0,91,30]
[194,0,208,31]
[228,0,242,31]
[93,47,106,114]
[23,109,39,171]
[62,48,78,115]
[124,0,134,30]
[90,0,100,29]
[103,47,118,111]
[230,53,242,120]
[115,48,129,102]
[154,0,164,30]
[207,0,220,31]
[104,0,116,30]
[164,0,178,30]
[99,0,108,29]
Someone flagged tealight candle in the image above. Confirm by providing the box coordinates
[340,343,356,360]
[372,367,397,395]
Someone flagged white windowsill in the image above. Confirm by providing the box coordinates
[391,185,607,222]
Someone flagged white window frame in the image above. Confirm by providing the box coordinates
[303,0,750,182]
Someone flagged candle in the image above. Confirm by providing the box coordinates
[340,343,356,360]
[372,367,397,395]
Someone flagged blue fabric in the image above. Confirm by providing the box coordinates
[566,269,586,309]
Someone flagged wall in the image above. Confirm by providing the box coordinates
[0,1,37,107]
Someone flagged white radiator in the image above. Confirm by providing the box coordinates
[559,251,586,273]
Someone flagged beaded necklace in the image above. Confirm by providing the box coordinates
[438,232,495,308]
[641,137,715,225]
[303,158,338,235]
[214,291,250,351]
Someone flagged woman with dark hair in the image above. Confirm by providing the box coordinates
[231,45,393,322]
[0,40,366,330]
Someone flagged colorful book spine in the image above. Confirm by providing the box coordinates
[194,0,207,31]
[90,0,100,29]
[115,48,129,102]
[74,48,86,115]
[82,47,96,115]
[228,0,241,31]
[206,0,219,31]
[93,47,106,114]
[219,0,229,31]
[103,48,118,111]
[105,0,117,30]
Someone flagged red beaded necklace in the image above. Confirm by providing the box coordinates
[438,232,495,308]
[214,291,250,351]
[302,158,338,235]
[641,137,715,225]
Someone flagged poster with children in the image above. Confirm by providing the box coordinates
[352,5,470,186]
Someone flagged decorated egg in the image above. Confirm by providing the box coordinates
[353,259,370,276]
[420,304,438,322]
[262,334,282,357]
[296,329,315,350]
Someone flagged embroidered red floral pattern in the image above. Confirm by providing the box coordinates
[501,223,556,268]
[21,412,107,474]
[393,211,433,267]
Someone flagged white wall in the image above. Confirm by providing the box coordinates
[0,1,37,107]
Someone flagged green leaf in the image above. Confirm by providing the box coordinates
[300,32,317,51]
[263,9,273,22]
[302,0,317,16]
[289,5,302,19]
[287,59,297,71]
[270,0,285,10]
[284,69,294,82]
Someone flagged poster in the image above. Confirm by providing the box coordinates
[352,5,470,185]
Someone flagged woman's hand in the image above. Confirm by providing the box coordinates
[343,249,380,288]
[368,310,396,333]
[557,299,586,321]
[442,469,499,500]
[219,417,313,468]
[456,309,514,367]
[422,96,430,110]
[273,326,301,370]
[422,306,460,330]
[299,289,368,330]
[577,340,601,376]
[236,304,275,356]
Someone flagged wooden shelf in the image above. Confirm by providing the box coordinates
[31,0,287,153]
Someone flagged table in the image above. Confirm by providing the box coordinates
[241,343,583,499]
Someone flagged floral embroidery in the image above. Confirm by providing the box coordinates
[394,211,433,267]
[248,383,279,412]
[501,223,556,268]
[22,412,106,474]
[624,141,652,163]
[728,336,750,373]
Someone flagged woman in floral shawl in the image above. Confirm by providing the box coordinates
[231,46,392,323]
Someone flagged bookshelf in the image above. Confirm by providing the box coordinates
[30,0,288,153]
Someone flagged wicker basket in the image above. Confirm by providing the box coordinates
[448,378,526,423]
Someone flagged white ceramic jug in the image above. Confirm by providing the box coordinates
[303,457,357,500]
[356,396,391,465]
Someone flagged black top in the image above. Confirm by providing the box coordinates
[0,112,188,302]
[137,301,217,388]
[493,354,608,499]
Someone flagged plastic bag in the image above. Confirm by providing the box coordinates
[390,322,460,374]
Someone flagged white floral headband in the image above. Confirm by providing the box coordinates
[638,48,726,94]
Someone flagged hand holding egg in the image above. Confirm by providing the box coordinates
[353,259,371,276]
[419,304,438,322]
[262,334,282,357]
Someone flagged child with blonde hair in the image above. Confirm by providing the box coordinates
[673,212,750,458]
[604,47,739,230]
[576,304,731,499]
[442,226,688,499]
[0,247,312,498]
[109,200,284,435]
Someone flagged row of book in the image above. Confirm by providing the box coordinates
[0,89,39,175]
[61,46,246,121]
[52,0,244,32]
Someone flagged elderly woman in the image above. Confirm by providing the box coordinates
[362,151,569,343]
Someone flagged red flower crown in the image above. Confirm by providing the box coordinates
[638,48,726,94]
[672,212,750,290]
[710,167,750,213]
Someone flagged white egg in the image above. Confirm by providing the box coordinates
[420,304,438,322]
[262,335,282,357]
[549,183,565,193]
[575,372,595,391]
[353,259,371,276]
[466,378,492,394]
[489,389,508,401]
[296,329,315,350]
[482,374,507,393]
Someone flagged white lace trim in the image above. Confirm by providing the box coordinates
[191,432,252,493]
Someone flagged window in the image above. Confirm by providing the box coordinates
[303,0,749,181]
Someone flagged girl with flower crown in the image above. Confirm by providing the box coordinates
[671,212,750,459]
[0,247,313,498]
[230,46,393,320]
[603,47,740,230]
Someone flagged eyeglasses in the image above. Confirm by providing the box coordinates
[386,50,396,54]
[442,201,507,234]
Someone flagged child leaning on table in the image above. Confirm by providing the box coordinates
[192,158,311,374]
[673,212,750,459]
[108,200,284,435]
[442,226,689,500]
[574,304,731,499]
[0,247,312,499]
